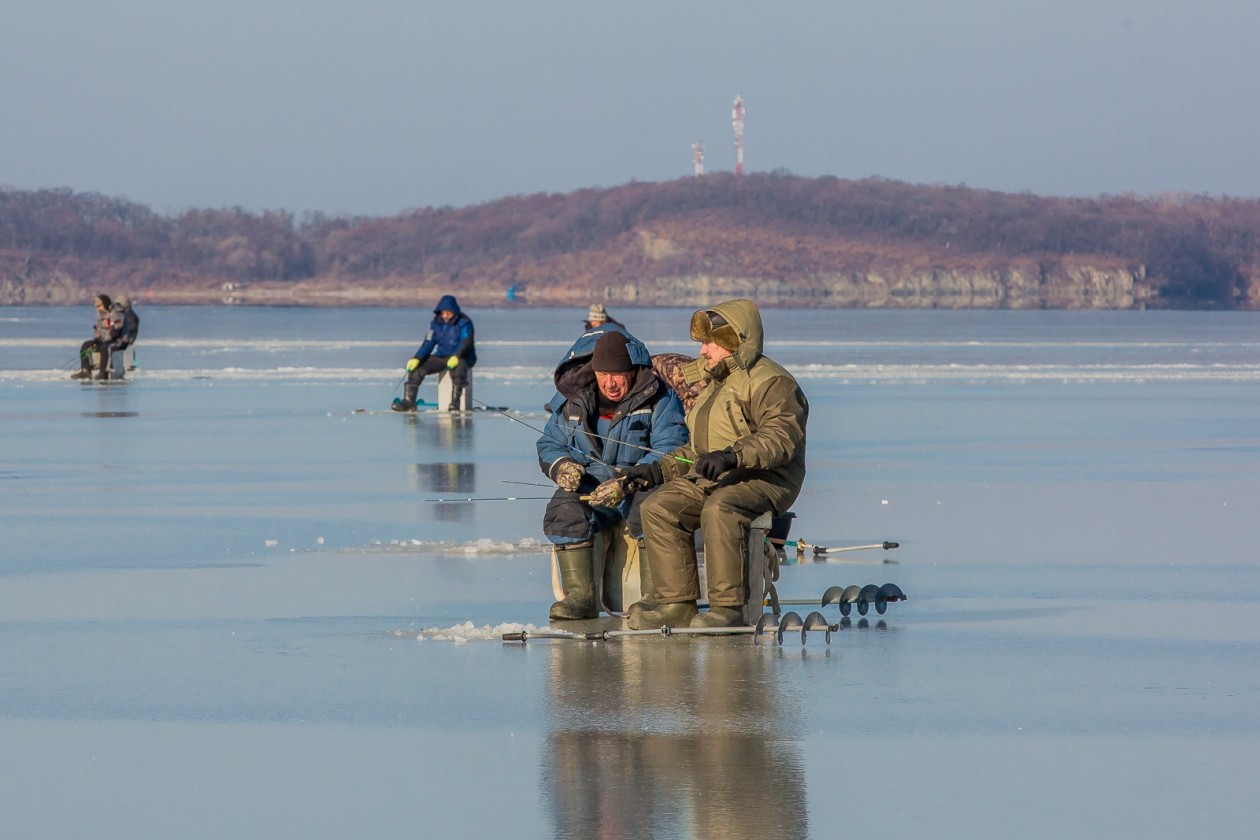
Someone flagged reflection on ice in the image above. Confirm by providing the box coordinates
[404,414,476,450]
[543,640,808,839]
[411,462,476,493]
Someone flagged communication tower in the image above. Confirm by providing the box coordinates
[731,95,745,176]
[692,142,705,176]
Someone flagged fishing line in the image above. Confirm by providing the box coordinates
[468,396,619,472]
[470,395,692,467]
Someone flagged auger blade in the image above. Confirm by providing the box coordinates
[879,583,907,602]
[873,582,906,615]
[856,584,881,616]
[754,612,780,645]
[777,611,804,646]
[821,585,846,608]
[839,584,862,617]
[802,610,835,644]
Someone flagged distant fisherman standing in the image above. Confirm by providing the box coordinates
[393,294,476,412]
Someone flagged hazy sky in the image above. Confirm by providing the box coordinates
[3,0,1257,216]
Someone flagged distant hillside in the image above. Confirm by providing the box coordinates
[4,174,1260,309]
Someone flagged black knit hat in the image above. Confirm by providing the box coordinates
[591,332,635,373]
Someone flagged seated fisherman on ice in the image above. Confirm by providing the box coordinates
[72,293,116,380]
[107,295,140,360]
[537,328,688,620]
[393,294,476,412]
[622,299,809,630]
[583,303,624,331]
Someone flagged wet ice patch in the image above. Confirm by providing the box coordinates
[365,537,549,556]
[401,621,538,643]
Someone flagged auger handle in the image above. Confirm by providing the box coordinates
[502,632,528,642]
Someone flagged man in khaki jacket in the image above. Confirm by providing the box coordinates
[624,299,808,629]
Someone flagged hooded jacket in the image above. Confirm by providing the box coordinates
[663,298,808,514]
[537,324,688,486]
[108,303,140,350]
[413,294,476,366]
[92,296,115,342]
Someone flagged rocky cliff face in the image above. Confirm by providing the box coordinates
[0,260,1144,309]
[0,221,1148,309]
[578,262,1142,309]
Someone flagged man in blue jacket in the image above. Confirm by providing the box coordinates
[393,294,476,411]
[537,327,688,620]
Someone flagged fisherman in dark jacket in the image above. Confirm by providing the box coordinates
[71,294,116,380]
[392,294,476,411]
[107,295,140,356]
[537,327,688,620]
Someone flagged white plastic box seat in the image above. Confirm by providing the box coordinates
[436,367,472,412]
[89,345,137,379]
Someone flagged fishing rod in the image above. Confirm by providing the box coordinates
[770,538,900,555]
[467,396,617,472]
[470,395,692,470]
[422,495,556,504]
[422,493,597,504]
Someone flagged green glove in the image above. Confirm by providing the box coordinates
[406,358,420,372]
[446,356,460,370]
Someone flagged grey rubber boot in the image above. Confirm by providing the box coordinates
[625,539,656,616]
[625,600,698,630]
[689,606,744,628]
[448,384,464,412]
[549,543,598,620]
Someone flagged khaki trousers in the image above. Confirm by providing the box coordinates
[640,478,776,608]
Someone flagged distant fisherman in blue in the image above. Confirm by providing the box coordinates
[393,294,476,412]
[537,327,688,620]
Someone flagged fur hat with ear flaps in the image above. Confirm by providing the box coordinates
[690,309,741,353]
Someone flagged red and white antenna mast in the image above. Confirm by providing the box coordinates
[731,95,745,176]
[692,141,705,176]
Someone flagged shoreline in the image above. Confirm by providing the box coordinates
[1,285,1170,310]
